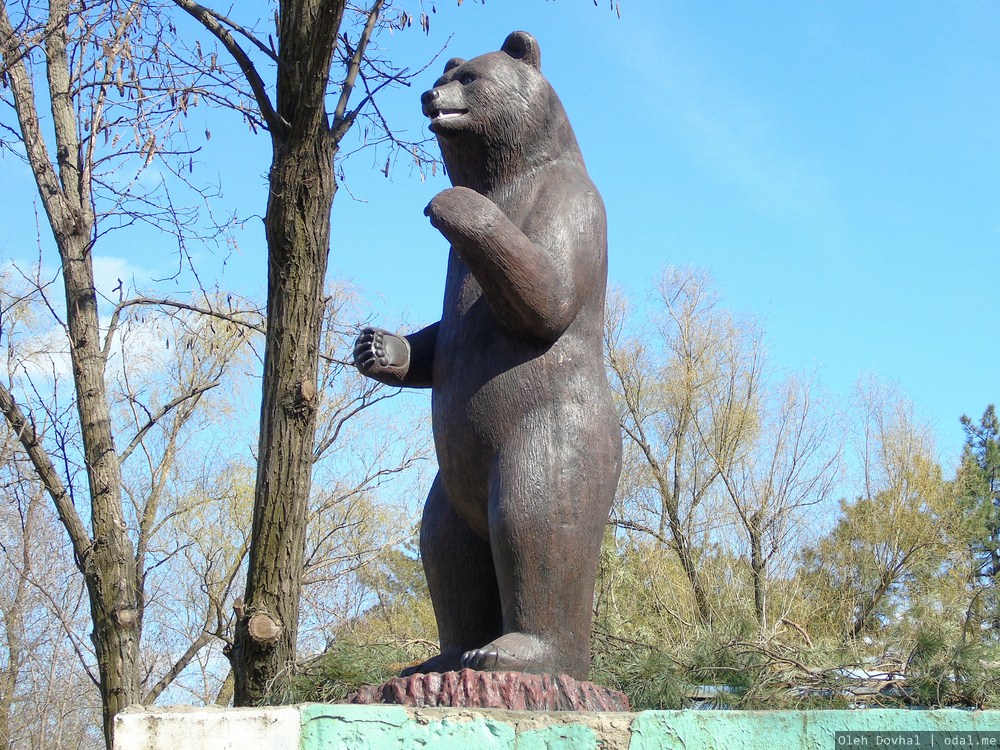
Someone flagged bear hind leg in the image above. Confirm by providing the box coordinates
[404,475,503,676]
[466,419,619,679]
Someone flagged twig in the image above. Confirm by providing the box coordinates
[780,617,814,648]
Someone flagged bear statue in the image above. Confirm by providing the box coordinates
[353,31,621,681]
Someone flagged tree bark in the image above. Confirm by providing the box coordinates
[232,134,339,704]
[228,0,344,703]
[61,223,141,750]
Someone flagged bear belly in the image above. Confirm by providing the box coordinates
[430,314,615,537]
[429,313,547,535]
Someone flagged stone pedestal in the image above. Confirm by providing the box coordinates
[347,669,631,712]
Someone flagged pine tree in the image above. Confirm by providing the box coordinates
[957,405,1000,633]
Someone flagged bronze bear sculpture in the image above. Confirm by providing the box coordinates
[354,31,621,680]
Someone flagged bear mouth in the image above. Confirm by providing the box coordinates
[428,107,469,128]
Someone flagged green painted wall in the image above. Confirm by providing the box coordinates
[630,710,1000,750]
[300,706,1000,750]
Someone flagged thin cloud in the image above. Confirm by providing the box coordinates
[626,24,838,227]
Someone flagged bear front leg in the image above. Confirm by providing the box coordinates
[425,186,503,240]
[425,187,570,342]
[353,322,438,388]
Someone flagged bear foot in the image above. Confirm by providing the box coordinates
[353,327,410,383]
[399,648,464,677]
[461,633,557,674]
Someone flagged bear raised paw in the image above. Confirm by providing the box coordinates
[354,31,621,681]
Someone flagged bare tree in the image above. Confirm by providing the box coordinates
[169,0,445,703]
[0,276,252,750]
[0,0,451,738]
[605,268,764,626]
[0,416,103,749]
[712,372,842,632]
[0,0,255,742]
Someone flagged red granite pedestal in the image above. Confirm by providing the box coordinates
[347,669,631,712]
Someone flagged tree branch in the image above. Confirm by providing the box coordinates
[119,381,220,464]
[0,381,91,572]
[0,2,70,227]
[611,518,671,548]
[193,6,279,64]
[312,387,395,461]
[22,567,99,687]
[331,0,383,139]
[142,629,213,704]
[171,0,286,134]
[104,296,266,358]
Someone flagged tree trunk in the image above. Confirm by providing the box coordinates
[0,249,139,750]
[852,564,898,638]
[669,412,713,628]
[0,495,31,749]
[63,233,143,749]
[663,474,712,627]
[231,133,338,705]
[1,0,143,738]
[223,0,349,706]
[748,515,766,631]
[663,481,711,627]
[171,0,395,703]
[672,523,713,628]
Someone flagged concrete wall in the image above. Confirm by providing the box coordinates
[116,704,1000,750]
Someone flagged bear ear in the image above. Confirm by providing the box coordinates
[501,31,541,70]
[443,57,465,73]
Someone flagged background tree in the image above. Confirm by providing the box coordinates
[0,430,103,749]
[0,1,253,743]
[713,373,841,633]
[0,271,259,747]
[605,267,764,626]
[956,405,1000,633]
[3,207,426,750]
[800,380,955,639]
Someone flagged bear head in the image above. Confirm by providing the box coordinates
[420,31,579,190]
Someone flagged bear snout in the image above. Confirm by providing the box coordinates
[421,88,441,117]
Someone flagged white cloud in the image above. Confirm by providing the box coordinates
[2,255,169,386]
[92,255,155,300]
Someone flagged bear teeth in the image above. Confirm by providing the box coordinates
[433,108,467,120]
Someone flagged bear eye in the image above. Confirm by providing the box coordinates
[459,72,476,85]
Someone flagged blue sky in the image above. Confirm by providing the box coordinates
[346,1,998,461]
[3,1,998,463]
[327,2,999,461]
